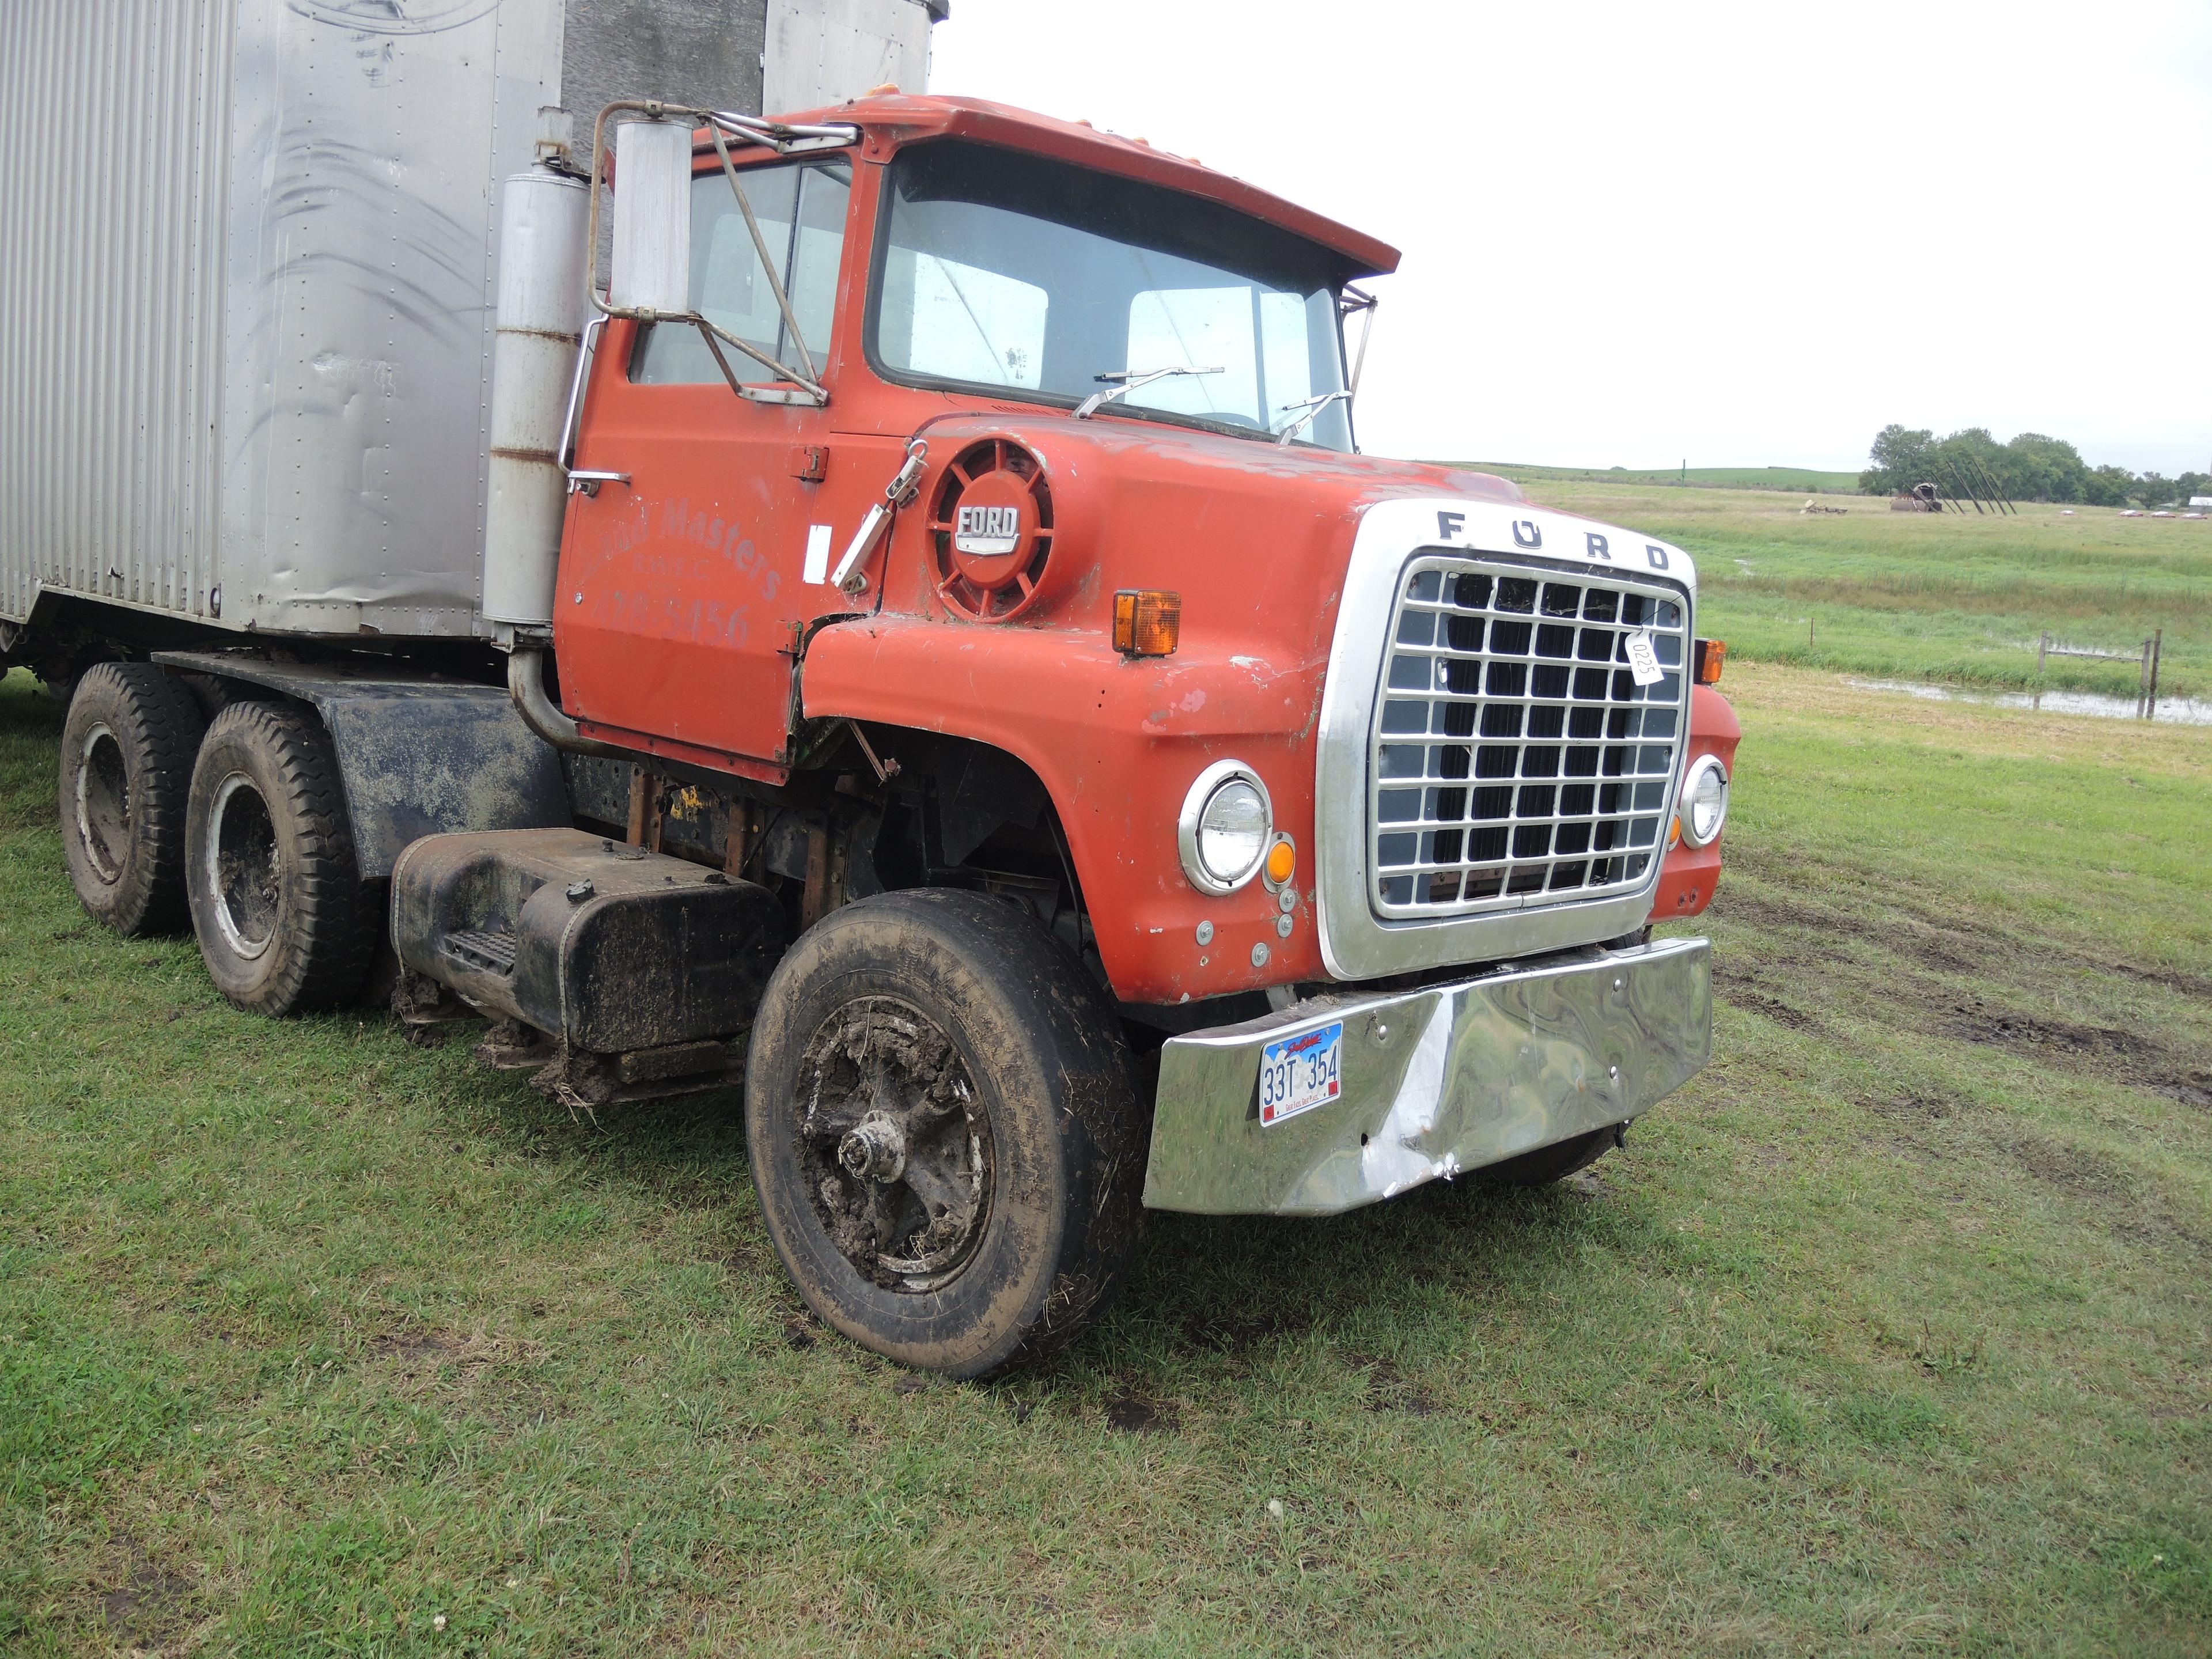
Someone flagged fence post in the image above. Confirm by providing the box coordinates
[2147,628,2162,720]
[2038,631,2048,673]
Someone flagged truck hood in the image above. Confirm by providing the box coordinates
[806,415,1701,1005]
[881,412,1691,669]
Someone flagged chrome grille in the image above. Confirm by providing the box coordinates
[1370,556,1690,918]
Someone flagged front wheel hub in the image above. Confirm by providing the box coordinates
[795,997,993,1291]
[837,1112,908,1183]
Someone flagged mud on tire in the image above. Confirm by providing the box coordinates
[58,662,204,935]
[744,889,1143,1378]
[184,701,375,1015]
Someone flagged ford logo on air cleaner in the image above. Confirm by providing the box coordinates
[954,503,1022,557]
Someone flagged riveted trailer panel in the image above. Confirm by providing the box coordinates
[0,0,239,630]
[0,0,564,637]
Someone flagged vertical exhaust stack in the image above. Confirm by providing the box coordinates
[482,168,590,631]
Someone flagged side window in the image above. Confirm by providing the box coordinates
[632,161,851,384]
[877,249,1048,390]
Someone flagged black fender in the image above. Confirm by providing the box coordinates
[151,650,570,878]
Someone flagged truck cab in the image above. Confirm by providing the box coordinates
[439,93,1735,1371]
[541,94,1734,989]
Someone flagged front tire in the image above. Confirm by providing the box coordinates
[1481,1124,1622,1187]
[184,702,374,1015]
[744,890,1142,1378]
[58,662,203,935]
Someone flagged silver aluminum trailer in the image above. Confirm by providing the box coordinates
[0,0,939,652]
[1,0,940,1006]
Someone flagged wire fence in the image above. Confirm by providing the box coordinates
[2039,628,2164,717]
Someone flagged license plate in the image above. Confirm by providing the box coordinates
[1257,1021,1343,1127]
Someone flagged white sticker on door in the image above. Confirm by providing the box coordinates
[1624,629,1664,687]
[802,523,832,585]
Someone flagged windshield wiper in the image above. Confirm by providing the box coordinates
[1074,365,1224,419]
[1274,389,1354,447]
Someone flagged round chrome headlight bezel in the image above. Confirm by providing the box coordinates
[1679,754,1729,847]
[1177,760,1274,896]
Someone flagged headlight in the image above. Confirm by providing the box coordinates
[1177,760,1274,895]
[1679,755,1729,847]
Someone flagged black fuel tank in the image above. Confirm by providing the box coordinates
[391,828,787,1052]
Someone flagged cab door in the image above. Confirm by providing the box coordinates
[556,154,877,775]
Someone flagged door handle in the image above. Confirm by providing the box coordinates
[567,469,631,498]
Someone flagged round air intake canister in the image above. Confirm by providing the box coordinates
[927,440,1056,623]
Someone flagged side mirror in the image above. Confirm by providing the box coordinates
[608,119,692,316]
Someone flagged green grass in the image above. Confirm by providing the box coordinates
[1471,477,2211,703]
[3,661,2210,1655]
[1466,463,1865,494]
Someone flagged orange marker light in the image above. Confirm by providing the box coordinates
[1694,637,1726,686]
[1265,838,1296,885]
[1113,590,1181,657]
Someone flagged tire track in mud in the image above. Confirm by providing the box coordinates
[1717,880,2212,1004]
[1703,879,2212,1107]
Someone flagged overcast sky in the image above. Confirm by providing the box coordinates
[929,1,2212,476]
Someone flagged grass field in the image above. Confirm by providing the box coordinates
[2,643,2208,1654]
[1466,463,1864,494]
[1469,474,2212,704]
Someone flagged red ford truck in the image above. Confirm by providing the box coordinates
[3,5,1737,1376]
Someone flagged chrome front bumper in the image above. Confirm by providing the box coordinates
[1141,937,1711,1216]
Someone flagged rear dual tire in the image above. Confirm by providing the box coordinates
[59,662,203,936]
[184,702,374,1016]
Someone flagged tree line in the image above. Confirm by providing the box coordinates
[1859,425,2206,508]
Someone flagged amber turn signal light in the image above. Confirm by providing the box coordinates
[1693,637,1726,686]
[1265,838,1296,885]
[1113,590,1181,656]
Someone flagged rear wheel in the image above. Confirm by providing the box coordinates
[184,702,374,1014]
[744,890,1142,1378]
[58,662,203,935]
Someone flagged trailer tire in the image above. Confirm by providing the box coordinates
[744,889,1142,1379]
[58,662,204,935]
[184,701,374,1016]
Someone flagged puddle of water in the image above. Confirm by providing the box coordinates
[1847,679,2212,726]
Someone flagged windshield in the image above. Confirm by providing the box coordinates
[869,140,1356,450]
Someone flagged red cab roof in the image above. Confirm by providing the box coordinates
[770,92,1402,279]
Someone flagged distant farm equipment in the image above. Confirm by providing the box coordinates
[1891,457,2020,517]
